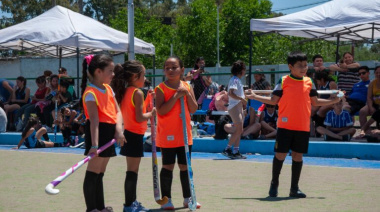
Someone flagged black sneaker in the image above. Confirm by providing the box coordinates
[289,188,307,198]
[269,182,278,197]
[230,151,247,159]
[221,148,233,158]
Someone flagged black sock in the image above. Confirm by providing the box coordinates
[160,168,173,198]
[96,173,105,210]
[83,171,99,212]
[124,171,138,207]
[180,170,191,198]
[53,142,63,147]
[271,156,284,185]
[291,160,303,190]
[42,133,49,141]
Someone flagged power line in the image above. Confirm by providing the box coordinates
[272,0,331,12]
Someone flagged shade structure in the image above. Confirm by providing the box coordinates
[0,5,155,57]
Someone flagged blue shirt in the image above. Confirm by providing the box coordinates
[324,110,353,128]
[0,79,14,102]
[348,80,370,103]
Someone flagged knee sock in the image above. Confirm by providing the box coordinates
[233,147,239,154]
[96,173,105,211]
[225,145,231,150]
[160,168,173,199]
[291,160,303,190]
[83,171,99,212]
[271,156,284,185]
[124,171,138,207]
[180,170,191,198]
[42,133,49,141]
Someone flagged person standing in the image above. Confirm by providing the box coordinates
[246,51,341,198]
[111,61,155,212]
[81,54,125,212]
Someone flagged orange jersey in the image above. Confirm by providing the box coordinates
[121,87,148,135]
[275,75,315,132]
[82,84,117,124]
[155,81,193,148]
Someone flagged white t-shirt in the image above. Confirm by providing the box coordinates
[227,76,244,110]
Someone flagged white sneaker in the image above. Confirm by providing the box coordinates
[183,197,201,209]
[160,198,174,210]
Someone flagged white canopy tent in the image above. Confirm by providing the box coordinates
[0,5,156,92]
[248,0,380,84]
[0,5,155,57]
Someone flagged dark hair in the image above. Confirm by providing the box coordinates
[358,66,370,73]
[80,54,113,100]
[374,66,380,72]
[314,71,333,82]
[231,60,246,76]
[111,60,144,104]
[59,67,67,74]
[36,76,46,84]
[60,106,68,115]
[312,54,323,62]
[44,70,52,77]
[164,56,184,69]
[60,80,69,89]
[16,76,27,87]
[50,74,59,82]
[193,57,205,70]
[22,117,38,138]
[342,52,353,58]
[287,51,307,66]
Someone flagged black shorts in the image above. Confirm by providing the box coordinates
[34,140,46,148]
[275,128,310,153]
[84,120,117,158]
[120,129,144,157]
[371,110,380,122]
[346,99,365,115]
[161,146,192,165]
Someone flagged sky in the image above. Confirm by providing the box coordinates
[0,0,331,18]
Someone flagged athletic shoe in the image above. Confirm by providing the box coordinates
[123,200,150,212]
[342,134,351,141]
[100,206,114,212]
[183,197,201,209]
[269,181,278,197]
[230,151,247,159]
[289,188,307,198]
[221,148,233,158]
[160,198,174,210]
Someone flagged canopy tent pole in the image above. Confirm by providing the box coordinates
[59,46,62,68]
[76,47,80,97]
[248,31,253,87]
[335,34,340,64]
[153,55,156,88]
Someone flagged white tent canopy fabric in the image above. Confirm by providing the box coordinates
[250,0,380,42]
[0,5,155,57]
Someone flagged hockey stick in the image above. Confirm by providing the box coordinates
[69,141,84,148]
[149,94,169,205]
[246,89,344,97]
[180,97,197,211]
[45,139,116,195]
[54,100,58,142]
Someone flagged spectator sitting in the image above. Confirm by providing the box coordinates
[342,66,371,117]
[43,70,53,88]
[4,76,30,131]
[49,80,73,129]
[15,76,50,131]
[307,54,329,80]
[224,106,261,140]
[252,69,272,116]
[36,74,58,128]
[316,100,356,141]
[354,110,380,142]
[358,66,380,130]
[329,52,360,94]
[55,106,77,145]
[0,78,14,103]
[259,103,278,139]
[59,67,77,99]
[0,102,7,133]
[311,71,338,137]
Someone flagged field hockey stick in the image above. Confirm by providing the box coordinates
[246,89,344,97]
[69,141,84,148]
[149,94,169,205]
[54,99,58,142]
[180,97,197,211]
[45,139,116,195]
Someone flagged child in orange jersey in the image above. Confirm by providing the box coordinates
[246,51,341,198]
[111,61,156,212]
[81,54,125,212]
[155,56,201,210]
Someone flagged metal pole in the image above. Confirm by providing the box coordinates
[59,47,62,68]
[335,34,340,64]
[216,4,220,69]
[153,55,156,87]
[128,0,135,60]
[76,47,80,96]
[248,31,253,87]
[170,44,173,56]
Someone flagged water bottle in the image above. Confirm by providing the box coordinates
[75,136,79,146]
[191,121,198,138]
